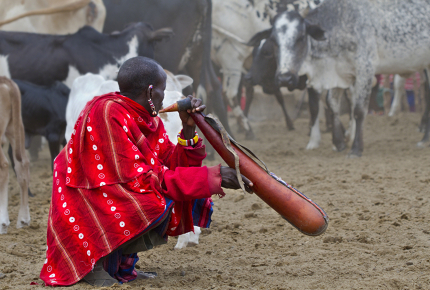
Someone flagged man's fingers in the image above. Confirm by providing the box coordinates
[241,175,253,193]
[196,104,206,111]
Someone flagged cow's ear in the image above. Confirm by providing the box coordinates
[175,75,194,90]
[247,29,272,47]
[150,27,174,42]
[305,21,326,41]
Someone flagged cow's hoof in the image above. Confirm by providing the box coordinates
[417,141,427,148]
[287,125,295,131]
[245,130,255,140]
[306,142,320,150]
[333,142,346,152]
[0,223,8,234]
[347,150,362,158]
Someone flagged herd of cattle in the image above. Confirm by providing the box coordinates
[1,0,430,238]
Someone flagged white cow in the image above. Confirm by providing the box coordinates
[0,77,30,234]
[270,0,430,156]
[0,0,105,34]
[65,72,200,249]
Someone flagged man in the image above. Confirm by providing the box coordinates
[40,56,252,286]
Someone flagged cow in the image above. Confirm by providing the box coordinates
[0,23,173,88]
[246,31,325,148]
[8,80,70,170]
[102,0,233,139]
[418,70,430,147]
[0,77,30,234]
[65,72,200,249]
[0,0,105,34]
[267,0,430,157]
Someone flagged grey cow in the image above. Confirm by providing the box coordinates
[268,0,430,157]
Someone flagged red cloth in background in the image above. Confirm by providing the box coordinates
[40,93,222,286]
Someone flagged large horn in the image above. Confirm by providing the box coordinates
[0,0,91,27]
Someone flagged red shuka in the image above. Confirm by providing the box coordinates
[40,93,223,286]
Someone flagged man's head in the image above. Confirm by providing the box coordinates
[117,56,167,116]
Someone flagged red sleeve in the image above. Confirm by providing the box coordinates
[162,164,224,201]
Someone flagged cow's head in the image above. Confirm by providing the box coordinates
[246,27,309,92]
[125,22,174,59]
[271,10,325,90]
[245,29,278,92]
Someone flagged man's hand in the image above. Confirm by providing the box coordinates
[179,95,206,139]
[220,166,254,193]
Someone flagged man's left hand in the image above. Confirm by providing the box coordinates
[179,95,205,139]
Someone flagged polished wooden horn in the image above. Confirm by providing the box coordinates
[160,99,328,236]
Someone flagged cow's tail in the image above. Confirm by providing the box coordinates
[0,56,11,78]
[6,78,25,163]
[200,0,233,136]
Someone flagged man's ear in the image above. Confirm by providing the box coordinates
[305,20,326,41]
[247,28,272,47]
[147,85,153,99]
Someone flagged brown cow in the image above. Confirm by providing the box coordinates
[0,77,30,234]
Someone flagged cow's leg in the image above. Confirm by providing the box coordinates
[47,136,61,171]
[349,74,374,157]
[6,131,30,229]
[327,88,346,151]
[306,88,321,150]
[223,70,254,139]
[344,89,356,146]
[418,69,430,147]
[0,145,10,234]
[243,81,254,117]
[274,89,294,131]
[388,75,406,117]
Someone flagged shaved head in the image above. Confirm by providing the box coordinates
[117,56,164,99]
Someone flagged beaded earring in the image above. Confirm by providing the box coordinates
[148,85,156,115]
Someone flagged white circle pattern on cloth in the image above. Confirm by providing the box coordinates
[111,206,116,211]
[159,138,164,143]
[115,213,121,219]
[97,164,103,170]
[124,230,130,236]
[58,187,62,193]
[87,126,92,132]
[73,225,79,231]
[103,192,107,197]
[64,209,70,215]
[134,163,139,168]
[132,145,138,151]
[69,217,75,223]
[69,148,73,154]
[61,195,65,201]
[123,126,128,132]
[95,154,100,160]
[107,200,113,205]
[93,145,97,150]
[90,135,94,141]
[55,171,57,177]
[83,242,88,248]
[66,177,70,184]
[135,155,139,160]
[79,233,84,239]
[67,167,71,173]
[138,117,143,122]
[120,221,125,227]
[137,167,143,172]
[87,250,91,256]
[70,139,73,144]
[47,266,52,272]
[98,173,105,179]
[151,158,155,165]
[62,202,67,208]
[100,182,106,186]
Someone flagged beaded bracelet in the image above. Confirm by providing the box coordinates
[177,131,199,146]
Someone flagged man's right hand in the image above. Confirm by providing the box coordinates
[220,166,253,193]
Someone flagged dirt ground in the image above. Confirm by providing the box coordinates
[1,105,430,290]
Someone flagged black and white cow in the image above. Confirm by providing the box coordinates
[246,31,324,148]
[102,0,232,137]
[0,22,173,87]
[267,0,430,156]
[9,80,70,169]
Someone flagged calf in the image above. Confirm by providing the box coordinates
[11,80,70,169]
[0,77,30,234]
[0,23,173,88]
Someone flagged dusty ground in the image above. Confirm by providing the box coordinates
[1,103,430,290]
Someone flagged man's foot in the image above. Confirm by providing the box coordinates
[136,271,157,279]
[83,260,118,287]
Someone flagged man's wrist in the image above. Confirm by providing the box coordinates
[182,124,196,139]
